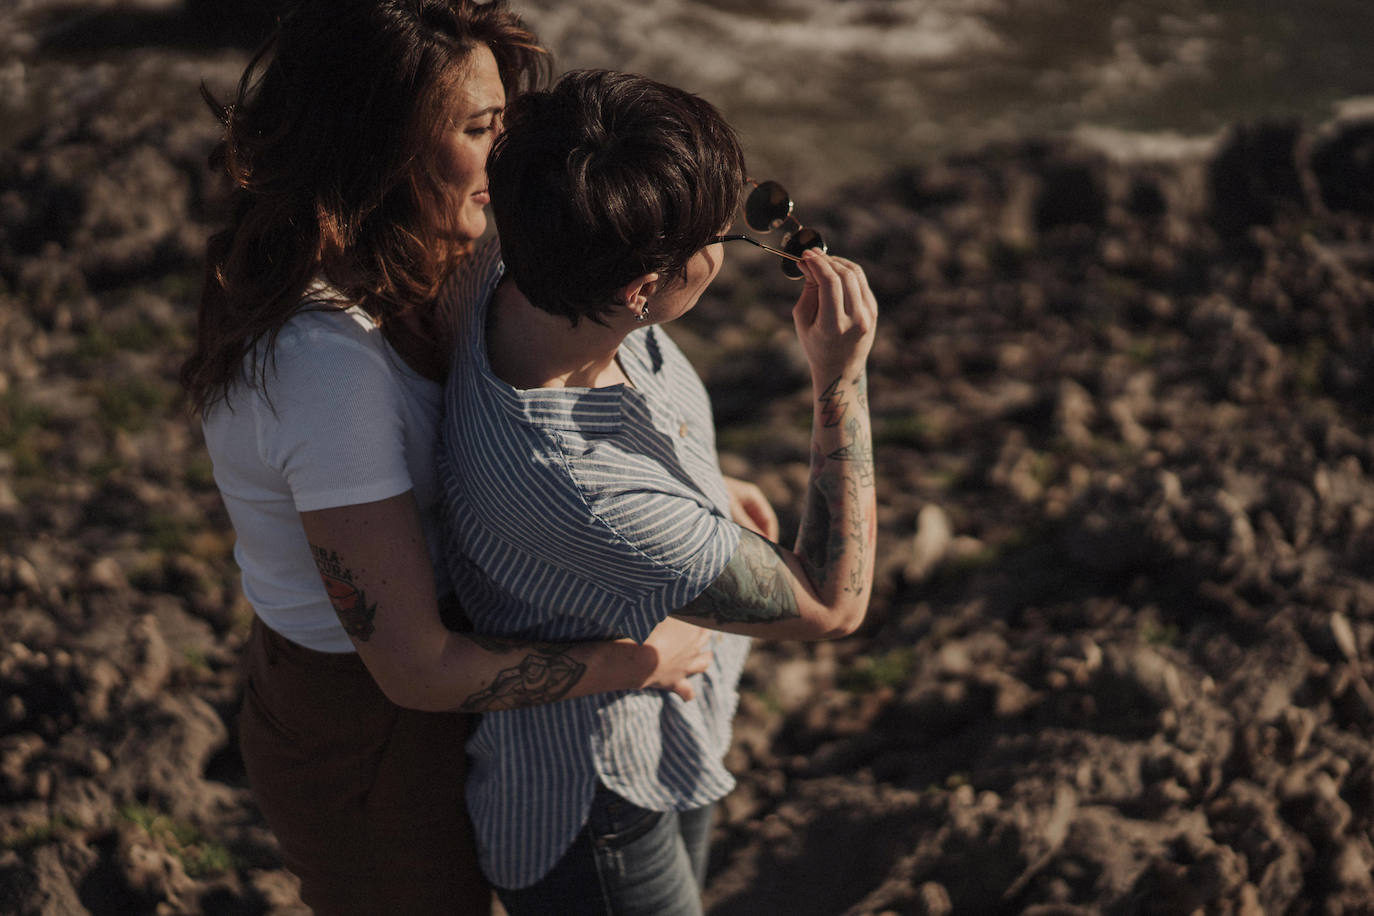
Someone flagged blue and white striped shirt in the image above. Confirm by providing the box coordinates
[437,241,750,889]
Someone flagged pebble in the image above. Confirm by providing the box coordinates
[1329,612,1359,662]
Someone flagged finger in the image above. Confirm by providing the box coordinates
[749,498,780,541]
[830,256,878,323]
[800,251,845,332]
[671,680,697,702]
[792,258,821,325]
[832,259,864,320]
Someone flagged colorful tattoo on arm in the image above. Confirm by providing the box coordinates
[311,545,377,641]
[677,530,801,625]
[458,634,589,712]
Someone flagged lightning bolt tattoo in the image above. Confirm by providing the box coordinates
[818,376,849,427]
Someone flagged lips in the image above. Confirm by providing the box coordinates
[472,189,490,205]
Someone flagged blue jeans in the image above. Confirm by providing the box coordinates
[496,783,714,916]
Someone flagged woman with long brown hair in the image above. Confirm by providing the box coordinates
[181,2,721,912]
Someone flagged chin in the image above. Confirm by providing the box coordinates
[456,211,487,244]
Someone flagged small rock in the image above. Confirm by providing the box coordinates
[1328,839,1374,891]
[86,748,112,775]
[907,503,953,581]
[913,881,953,916]
[3,694,25,725]
[1329,612,1359,662]
[84,555,128,592]
[1055,380,1096,448]
[7,556,42,595]
[126,614,172,703]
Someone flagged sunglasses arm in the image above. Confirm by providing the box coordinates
[710,234,803,263]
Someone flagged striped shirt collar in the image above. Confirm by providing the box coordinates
[465,247,665,435]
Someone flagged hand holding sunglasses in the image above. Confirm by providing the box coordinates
[709,179,827,279]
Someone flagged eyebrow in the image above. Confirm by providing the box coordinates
[463,105,504,121]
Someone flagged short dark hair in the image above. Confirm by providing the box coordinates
[488,69,747,324]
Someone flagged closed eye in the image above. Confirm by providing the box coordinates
[463,111,504,137]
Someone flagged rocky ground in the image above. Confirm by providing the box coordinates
[5,3,1374,915]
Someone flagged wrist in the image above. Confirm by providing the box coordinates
[592,638,657,691]
[810,361,867,388]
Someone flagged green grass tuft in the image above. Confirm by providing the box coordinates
[839,647,917,693]
[118,803,237,878]
[96,376,173,432]
[0,816,81,853]
[143,511,204,553]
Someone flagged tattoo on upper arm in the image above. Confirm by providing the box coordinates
[457,634,587,712]
[677,530,800,625]
[311,545,377,641]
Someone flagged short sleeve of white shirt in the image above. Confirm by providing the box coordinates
[255,312,413,511]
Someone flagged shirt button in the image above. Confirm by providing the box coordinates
[678,422,689,437]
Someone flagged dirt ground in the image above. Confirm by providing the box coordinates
[5,3,1374,914]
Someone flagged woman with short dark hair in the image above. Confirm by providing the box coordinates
[181,5,716,913]
[439,68,880,915]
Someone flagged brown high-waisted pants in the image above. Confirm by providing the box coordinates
[238,618,491,915]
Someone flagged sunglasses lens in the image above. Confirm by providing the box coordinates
[780,228,826,279]
[744,180,793,232]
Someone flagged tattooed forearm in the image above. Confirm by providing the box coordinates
[677,531,800,625]
[826,416,876,487]
[798,448,836,585]
[842,475,868,595]
[817,375,849,427]
[797,370,876,597]
[458,634,588,712]
[311,544,377,641]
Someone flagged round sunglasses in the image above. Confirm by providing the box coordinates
[708,180,827,279]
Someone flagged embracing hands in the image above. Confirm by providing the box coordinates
[639,476,780,700]
[724,475,779,541]
[639,617,713,701]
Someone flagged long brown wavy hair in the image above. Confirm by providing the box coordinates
[181,0,548,414]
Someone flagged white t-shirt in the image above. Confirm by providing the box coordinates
[202,295,447,653]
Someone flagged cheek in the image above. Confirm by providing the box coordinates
[439,136,486,186]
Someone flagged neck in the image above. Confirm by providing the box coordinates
[487,280,633,389]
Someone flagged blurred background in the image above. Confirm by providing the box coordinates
[8,0,1374,186]
[519,0,1374,192]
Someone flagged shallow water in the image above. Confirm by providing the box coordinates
[518,0,1374,192]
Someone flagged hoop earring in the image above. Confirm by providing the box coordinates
[636,305,650,323]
